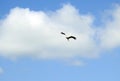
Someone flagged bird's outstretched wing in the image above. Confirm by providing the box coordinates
[66,36,76,41]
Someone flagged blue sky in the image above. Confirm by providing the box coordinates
[0,0,120,81]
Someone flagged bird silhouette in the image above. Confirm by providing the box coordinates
[61,32,76,41]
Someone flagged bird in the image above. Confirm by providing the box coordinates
[61,32,66,35]
[66,36,76,41]
[60,32,76,41]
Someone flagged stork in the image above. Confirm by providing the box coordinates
[61,32,76,41]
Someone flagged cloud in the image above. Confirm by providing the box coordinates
[0,4,97,60]
[0,3,120,64]
[100,4,120,49]
[0,67,4,75]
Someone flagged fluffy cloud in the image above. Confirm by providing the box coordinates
[0,4,97,60]
[0,3,120,63]
[100,5,120,49]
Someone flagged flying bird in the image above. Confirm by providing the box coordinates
[61,32,76,41]
[66,36,76,41]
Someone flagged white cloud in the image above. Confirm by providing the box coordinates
[100,5,120,49]
[0,3,120,64]
[0,67,4,74]
[0,4,98,60]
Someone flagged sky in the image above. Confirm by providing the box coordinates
[0,0,120,81]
